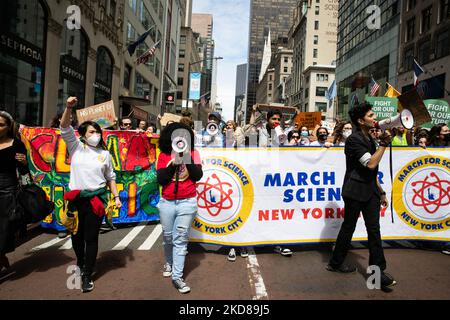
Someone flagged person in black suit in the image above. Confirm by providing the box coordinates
[326,102,397,290]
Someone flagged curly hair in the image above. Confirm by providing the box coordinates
[159,122,195,154]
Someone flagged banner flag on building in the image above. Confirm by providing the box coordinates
[385,82,401,98]
[413,59,424,86]
[136,40,161,65]
[325,80,336,101]
[369,77,380,96]
[189,72,202,100]
[127,26,154,56]
[350,93,359,107]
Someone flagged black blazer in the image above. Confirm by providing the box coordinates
[341,130,380,202]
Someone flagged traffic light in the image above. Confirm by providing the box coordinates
[165,92,175,104]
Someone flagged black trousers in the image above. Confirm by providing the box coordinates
[329,195,387,270]
[71,198,103,276]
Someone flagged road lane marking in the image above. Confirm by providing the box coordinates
[59,238,73,250]
[138,224,162,250]
[112,224,146,250]
[31,237,67,251]
[246,247,269,300]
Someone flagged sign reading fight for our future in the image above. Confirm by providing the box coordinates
[421,99,450,129]
[365,96,397,120]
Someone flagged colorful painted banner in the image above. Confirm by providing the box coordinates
[20,127,160,231]
[190,147,450,246]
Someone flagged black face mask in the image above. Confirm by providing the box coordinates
[318,133,328,141]
[444,133,450,142]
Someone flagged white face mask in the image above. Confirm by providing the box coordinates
[86,133,101,147]
[343,130,352,139]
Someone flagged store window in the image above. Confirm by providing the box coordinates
[94,46,114,104]
[0,0,47,125]
[58,27,88,112]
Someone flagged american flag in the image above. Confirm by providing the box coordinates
[369,77,380,96]
[136,40,161,65]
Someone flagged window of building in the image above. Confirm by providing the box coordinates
[316,102,327,112]
[128,0,138,15]
[284,57,289,63]
[403,47,414,71]
[284,67,288,73]
[316,87,327,96]
[313,48,318,58]
[179,49,185,58]
[126,22,136,45]
[440,0,450,22]
[108,0,117,19]
[314,35,318,45]
[135,72,151,98]
[421,6,432,33]
[178,63,184,72]
[155,58,160,78]
[406,18,415,42]
[305,88,309,98]
[269,74,273,81]
[268,83,272,91]
[94,46,114,104]
[177,77,183,86]
[436,29,450,58]
[418,40,431,64]
[407,0,416,12]
[58,27,88,113]
[315,5,319,15]
[315,21,319,30]
[124,64,132,89]
[180,35,186,44]
[0,0,47,125]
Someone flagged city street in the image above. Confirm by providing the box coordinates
[1,223,449,300]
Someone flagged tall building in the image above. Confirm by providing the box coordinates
[246,0,298,123]
[0,0,123,126]
[287,0,337,116]
[335,0,400,120]
[191,13,214,99]
[234,63,247,122]
[397,0,450,100]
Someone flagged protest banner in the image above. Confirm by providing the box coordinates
[421,99,450,128]
[76,100,117,128]
[160,113,182,126]
[294,112,322,130]
[365,96,397,120]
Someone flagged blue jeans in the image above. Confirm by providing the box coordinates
[158,197,197,280]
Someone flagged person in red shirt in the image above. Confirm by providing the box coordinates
[156,122,203,294]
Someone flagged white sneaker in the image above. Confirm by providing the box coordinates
[240,247,249,258]
[163,263,172,277]
[227,248,236,262]
[172,278,191,294]
[274,246,292,256]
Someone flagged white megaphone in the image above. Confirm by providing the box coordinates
[172,136,188,154]
[274,124,287,144]
[374,109,414,130]
[206,122,219,136]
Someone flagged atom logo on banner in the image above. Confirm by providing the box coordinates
[411,172,450,214]
[193,157,254,236]
[393,156,450,232]
[197,173,233,217]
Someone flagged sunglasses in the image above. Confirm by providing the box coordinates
[292,135,300,139]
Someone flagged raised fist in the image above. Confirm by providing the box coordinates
[66,96,77,108]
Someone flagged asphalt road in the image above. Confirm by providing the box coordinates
[1,222,449,300]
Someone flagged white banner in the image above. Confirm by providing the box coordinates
[190,147,450,246]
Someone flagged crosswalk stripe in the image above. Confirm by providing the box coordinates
[59,238,73,250]
[112,224,147,250]
[246,247,269,300]
[138,224,162,250]
[31,237,67,252]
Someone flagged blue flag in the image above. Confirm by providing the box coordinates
[127,28,153,56]
[325,79,337,101]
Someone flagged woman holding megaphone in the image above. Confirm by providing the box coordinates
[156,122,203,294]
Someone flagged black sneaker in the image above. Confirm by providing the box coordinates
[172,278,191,294]
[81,274,94,293]
[326,264,357,273]
[380,272,397,290]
